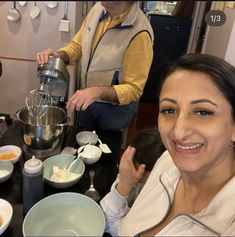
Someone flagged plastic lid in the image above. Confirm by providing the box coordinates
[24,156,43,174]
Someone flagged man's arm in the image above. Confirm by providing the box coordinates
[113,31,153,105]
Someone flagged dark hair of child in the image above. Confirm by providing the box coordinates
[131,127,166,171]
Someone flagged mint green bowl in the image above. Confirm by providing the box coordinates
[23,192,105,236]
[43,154,85,188]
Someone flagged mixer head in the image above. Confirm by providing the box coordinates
[37,56,70,107]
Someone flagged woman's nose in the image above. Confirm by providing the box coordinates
[173,113,193,141]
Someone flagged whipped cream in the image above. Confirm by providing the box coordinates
[50,165,81,182]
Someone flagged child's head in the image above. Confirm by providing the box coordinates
[131,127,165,182]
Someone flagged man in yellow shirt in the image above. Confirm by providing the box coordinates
[36,1,154,134]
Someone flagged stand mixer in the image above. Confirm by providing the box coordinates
[22,56,70,160]
[37,55,70,107]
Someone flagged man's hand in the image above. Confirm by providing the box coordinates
[66,86,119,111]
[36,48,60,64]
[116,146,146,196]
[66,87,102,111]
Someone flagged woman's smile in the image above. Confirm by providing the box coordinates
[174,141,204,155]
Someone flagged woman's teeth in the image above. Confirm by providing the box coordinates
[176,143,203,150]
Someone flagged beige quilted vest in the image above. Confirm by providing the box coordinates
[80,2,154,89]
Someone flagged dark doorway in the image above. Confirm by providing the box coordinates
[140,14,192,102]
[140,1,212,103]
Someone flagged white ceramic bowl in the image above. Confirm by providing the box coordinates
[76,131,98,146]
[23,192,105,236]
[80,144,102,165]
[0,198,13,235]
[43,154,85,189]
[0,160,14,183]
[0,145,22,164]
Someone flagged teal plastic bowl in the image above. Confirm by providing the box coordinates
[43,154,85,188]
[23,192,105,236]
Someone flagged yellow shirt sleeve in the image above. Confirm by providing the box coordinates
[113,31,153,104]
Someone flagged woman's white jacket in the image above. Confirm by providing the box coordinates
[100,150,235,236]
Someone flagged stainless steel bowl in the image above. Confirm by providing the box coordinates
[15,106,69,150]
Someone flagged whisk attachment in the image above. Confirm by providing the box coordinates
[26,88,53,119]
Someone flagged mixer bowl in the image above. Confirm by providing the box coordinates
[15,106,69,150]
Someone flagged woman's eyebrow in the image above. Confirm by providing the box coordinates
[159,98,176,104]
[159,98,218,108]
[190,99,218,107]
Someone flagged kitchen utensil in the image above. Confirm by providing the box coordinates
[25,88,53,120]
[44,1,58,9]
[14,106,69,150]
[29,1,40,19]
[66,152,82,171]
[23,192,105,236]
[18,1,27,7]
[98,138,112,153]
[7,1,21,22]
[84,170,100,202]
[59,1,70,32]
[37,55,70,107]
[66,145,86,171]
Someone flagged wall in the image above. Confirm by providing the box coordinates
[202,1,235,61]
[0,1,83,121]
[225,20,235,66]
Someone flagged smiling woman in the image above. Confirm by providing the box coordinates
[158,68,234,173]
[100,54,235,237]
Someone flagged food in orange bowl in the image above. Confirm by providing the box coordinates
[0,145,22,164]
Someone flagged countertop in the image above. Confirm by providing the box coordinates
[0,120,122,237]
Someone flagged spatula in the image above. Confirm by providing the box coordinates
[65,145,86,171]
[98,139,112,153]
[59,1,69,32]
